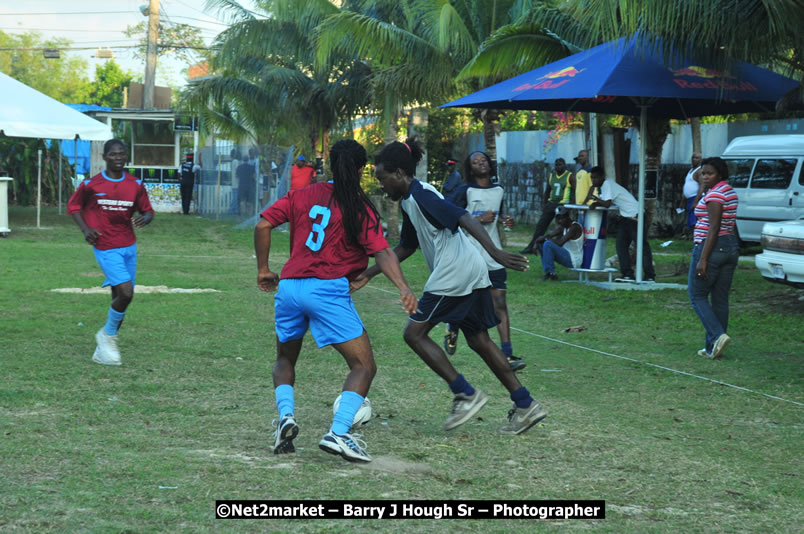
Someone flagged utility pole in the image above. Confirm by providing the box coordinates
[143,0,160,109]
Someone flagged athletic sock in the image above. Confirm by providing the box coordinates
[501,342,513,357]
[331,390,364,436]
[447,323,458,333]
[275,384,295,419]
[448,374,475,397]
[104,308,126,335]
[510,386,534,409]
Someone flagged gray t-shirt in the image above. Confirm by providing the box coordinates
[400,180,491,296]
[448,183,505,271]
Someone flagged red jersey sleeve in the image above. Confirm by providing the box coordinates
[66,179,90,214]
[359,208,390,255]
[261,192,291,226]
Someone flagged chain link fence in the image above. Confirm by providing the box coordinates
[196,143,294,225]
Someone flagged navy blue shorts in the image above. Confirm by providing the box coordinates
[409,288,500,335]
[488,268,507,290]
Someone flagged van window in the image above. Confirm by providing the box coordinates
[800,163,804,186]
[750,159,797,189]
[725,158,754,188]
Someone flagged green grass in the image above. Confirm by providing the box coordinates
[1,206,802,533]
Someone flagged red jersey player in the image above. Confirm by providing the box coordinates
[254,139,416,462]
[68,139,154,366]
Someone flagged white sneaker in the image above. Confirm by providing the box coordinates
[91,345,121,366]
[711,334,731,360]
[95,328,121,365]
[319,431,371,462]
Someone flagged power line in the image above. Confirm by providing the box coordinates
[0,11,132,15]
[0,27,128,33]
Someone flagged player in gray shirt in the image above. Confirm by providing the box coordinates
[354,138,547,435]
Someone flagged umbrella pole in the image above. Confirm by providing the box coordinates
[636,106,647,283]
[58,141,62,215]
[37,149,42,229]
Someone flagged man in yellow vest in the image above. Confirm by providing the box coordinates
[521,158,571,254]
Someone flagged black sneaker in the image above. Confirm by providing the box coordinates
[542,273,558,281]
[443,327,459,356]
[519,246,533,255]
[507,355,526,371]
[272,414,299,454]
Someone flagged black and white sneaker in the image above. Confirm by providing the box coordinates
[272,414,299,454]
[615,276,635,283]
[319,431,371,462]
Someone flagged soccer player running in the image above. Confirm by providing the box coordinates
[354,138,547,434]
[68,139,154,366]
[442,151,525,371]
[254,139,417,463]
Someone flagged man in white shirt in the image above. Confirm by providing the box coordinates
[589,167,656,282]
[679,152,703,234]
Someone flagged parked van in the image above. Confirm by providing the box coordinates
[720,135,804,242]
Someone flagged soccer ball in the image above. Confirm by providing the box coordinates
[332,393,372,428]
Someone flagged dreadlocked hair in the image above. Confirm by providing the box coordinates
[374,136,423,177]
[464,151,493,185]
[329,139,380,248]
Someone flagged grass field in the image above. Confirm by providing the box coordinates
[1,206,802,533]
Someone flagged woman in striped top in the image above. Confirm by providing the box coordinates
[688,157,739,359]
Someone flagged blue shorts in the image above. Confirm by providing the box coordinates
[488,268,507,290]
[93,244,137,288]
[274,277,365,347]
[410,288,500,335]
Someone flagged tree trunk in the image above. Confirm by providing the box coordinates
[384,112,401,243]
[690,117,702,154]
[480,109,501,165]
[407,107,429,182]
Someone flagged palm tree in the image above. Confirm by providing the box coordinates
[184,0,373,165]
[316,0,543,162]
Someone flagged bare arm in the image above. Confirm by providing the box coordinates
[695,201,723,280]
[254,218,279,291]
[458,213,529,271]
[71,212,101,246]
[132,211,154,228]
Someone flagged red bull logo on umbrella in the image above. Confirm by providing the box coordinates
[514,66,586,91]
[671,65,758,92]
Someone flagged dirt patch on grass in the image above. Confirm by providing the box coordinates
[363,456,433,475]
[50,285,220,294]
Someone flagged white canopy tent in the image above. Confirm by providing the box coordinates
[0,71,112,140]
[0,71,112,231]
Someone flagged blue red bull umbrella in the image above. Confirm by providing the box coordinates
[443,36,799,283]
[442,36,799,119]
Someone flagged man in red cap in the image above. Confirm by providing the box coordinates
[290,155,316,190]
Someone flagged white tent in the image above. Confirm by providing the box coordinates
[0,71,113,232]
[0,71,112,140]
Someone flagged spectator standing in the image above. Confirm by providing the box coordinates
[688,157,738,359]
[680,152,703,234]
[441,158,462,198]
[178,153,200,215]
[236,158,256,217]
[290,155,316,190]
[521,157,571,254]
[588,166,656,282]
[573,150,594,205]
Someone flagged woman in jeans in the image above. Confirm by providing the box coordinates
[689,157,739,359]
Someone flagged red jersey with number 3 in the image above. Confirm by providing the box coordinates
[67,171,154,250]
[260,182,388,280]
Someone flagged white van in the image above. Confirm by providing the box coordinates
[720,135,804,242]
